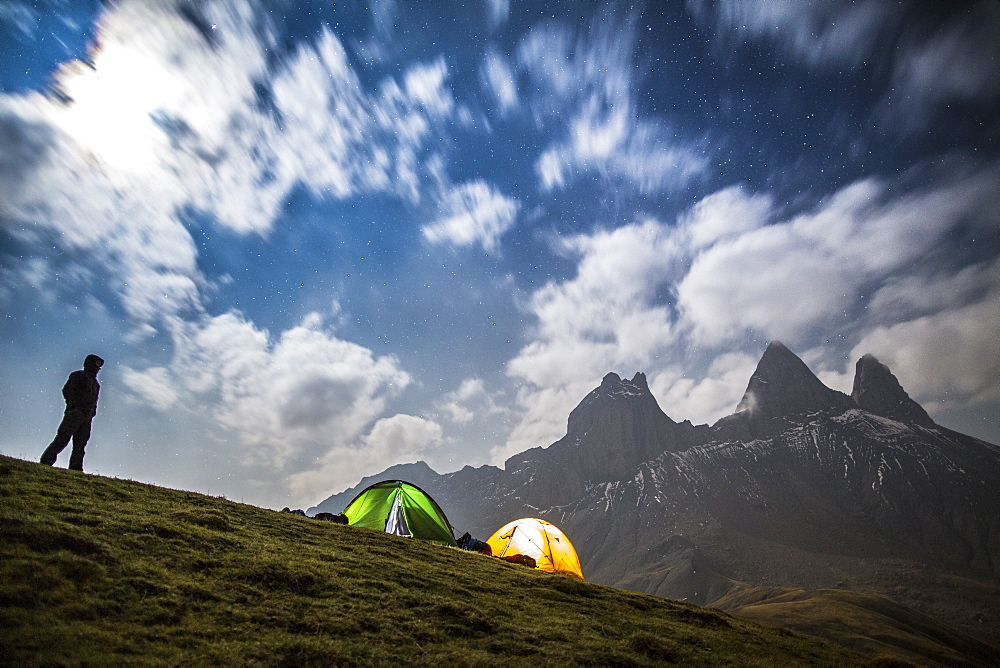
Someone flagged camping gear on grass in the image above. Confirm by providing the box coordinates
[457,532,493,555]
[499,554,536,568]
[486,517,584,579]
[341,480,458,547]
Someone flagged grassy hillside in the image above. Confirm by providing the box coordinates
[2,455,870,666]
[715,586,1000,666]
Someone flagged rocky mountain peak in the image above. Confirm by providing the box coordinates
[630,371,650,392]
[852,354,934,426]
[594,371,650,397]
[600,372,623,390]
[735,341,853,422]
[501,370,685,507]
[571,371,665,434]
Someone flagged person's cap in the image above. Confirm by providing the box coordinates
[84,354,104,369]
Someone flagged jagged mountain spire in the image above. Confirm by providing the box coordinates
[502,370,687,508]
[852,354,934,426]
[735,341,854,421]
[567,371,662,435]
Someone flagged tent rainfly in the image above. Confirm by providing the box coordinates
[341,480,457,547]
[486,517,584,579]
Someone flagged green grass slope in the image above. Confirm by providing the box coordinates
[714,586,1000,667]
[1,455,866,666]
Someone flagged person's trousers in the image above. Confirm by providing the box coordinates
[41,410,92,471]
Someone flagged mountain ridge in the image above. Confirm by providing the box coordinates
[311,342,1000,658]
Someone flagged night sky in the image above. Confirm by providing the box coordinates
[2,0,998,509]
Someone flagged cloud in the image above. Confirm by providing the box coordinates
[287,413,442,503]
[269,32,455,209]
[890,2,1000,109]
[0,258,60,306]
[122,366,179,411]
[403,58,454,117]
[510,219,681,384]
[0,0,276,326]
[371,0,397,39]
[490,382,593,465]
[850,258,1000,410]
[868,260,998,324]
[267,27,371,206]
[123,311,411,471]
[519,13,708,193]
[481,50,518,114]
[688,0,895,68]
[650,352,758,425]
[537,99,709,194]
[2,98,204,326]
[0,103,54,204]
[438,378,482,423]
[485,0,509,29]
[364,413,443,457]
[676,167,998,345]
[500,219,682,459]
[517,23,587,111]
[117,306,432,506]
[421,180,520,252]
[689,0,1000,128]
[677,222,852,345]
[0,2,37,38]
[681,184,773,250]
[437,377,509,424]
[1,0,474,330]
[854,293,1000,411]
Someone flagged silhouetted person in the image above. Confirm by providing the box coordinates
[41,354,103,472]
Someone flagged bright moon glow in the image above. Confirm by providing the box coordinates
[55,42,182,171]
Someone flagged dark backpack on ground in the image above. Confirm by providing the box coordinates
[457,532,493,555]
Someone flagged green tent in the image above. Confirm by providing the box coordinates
[341,480,457,547]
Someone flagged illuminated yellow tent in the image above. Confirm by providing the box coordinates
[486,517,584,579]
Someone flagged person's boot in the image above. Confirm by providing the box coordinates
[40,444,60,466]
[69,449,85,472]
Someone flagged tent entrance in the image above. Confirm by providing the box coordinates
[385,493,412,537]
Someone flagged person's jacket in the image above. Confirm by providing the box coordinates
[63,370,100,416]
